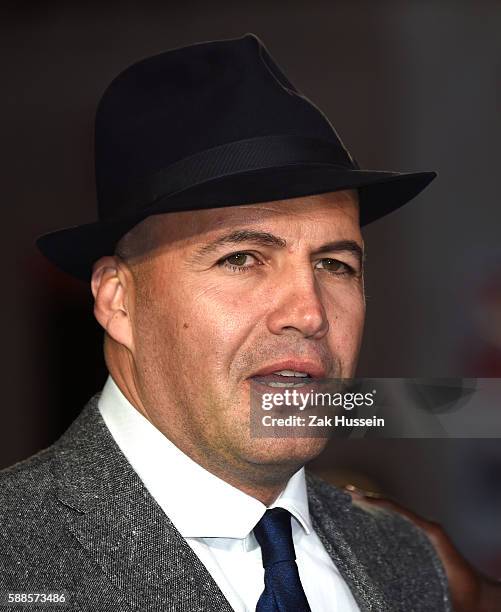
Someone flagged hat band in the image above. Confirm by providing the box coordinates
[99,134,356,219]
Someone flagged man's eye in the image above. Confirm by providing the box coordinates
[218,252,259,272]
[315,258,355,275]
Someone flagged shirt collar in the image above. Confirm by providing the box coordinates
[98,375,312,542]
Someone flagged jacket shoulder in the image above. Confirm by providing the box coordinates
[0,444,55,515]
[0,441,65,575]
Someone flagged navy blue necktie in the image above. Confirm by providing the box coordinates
[253,507,311,612]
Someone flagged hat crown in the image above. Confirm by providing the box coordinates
[95,33,351,216]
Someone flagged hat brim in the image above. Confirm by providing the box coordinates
[36,164,436,281]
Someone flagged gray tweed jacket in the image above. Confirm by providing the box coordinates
[0,394,451,612]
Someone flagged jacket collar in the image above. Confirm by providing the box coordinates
[306,472,391,611]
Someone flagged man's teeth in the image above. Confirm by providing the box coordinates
[265,370,310,387]
[272,370,309,377]
[266,381,307,387]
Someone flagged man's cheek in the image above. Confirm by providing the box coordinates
[326,304,364,356]
[196,297,256,349]
[345,306,365,346]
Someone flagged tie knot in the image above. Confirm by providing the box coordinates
[253,507,296,568]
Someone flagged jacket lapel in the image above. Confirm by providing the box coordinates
[52,394,234,612]
[306,472,392,612]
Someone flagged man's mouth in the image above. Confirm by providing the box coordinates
[252,370,312,388]
[248,359,327,388]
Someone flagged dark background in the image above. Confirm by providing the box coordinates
[2,0,500,577]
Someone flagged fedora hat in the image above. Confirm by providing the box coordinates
[36,33,436,281]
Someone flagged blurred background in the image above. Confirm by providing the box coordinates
[1,0,500,578]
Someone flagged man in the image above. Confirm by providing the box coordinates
[1,34,498,611]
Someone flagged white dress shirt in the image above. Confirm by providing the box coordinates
[98,375,360,612]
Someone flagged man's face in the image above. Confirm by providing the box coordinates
[123,190,365,485]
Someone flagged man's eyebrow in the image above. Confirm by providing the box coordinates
[192,229,364,266]
[192,230,287,259]
[313,240,365,267]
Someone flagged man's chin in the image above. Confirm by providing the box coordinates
[241,435,329,469]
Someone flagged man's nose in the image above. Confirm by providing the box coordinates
[265,265,329,340]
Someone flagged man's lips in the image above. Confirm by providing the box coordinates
[247,359,327,380]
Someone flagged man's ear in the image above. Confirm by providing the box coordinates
[91,256,134,352]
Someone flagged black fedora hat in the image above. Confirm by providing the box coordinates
[36,33,436,281]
